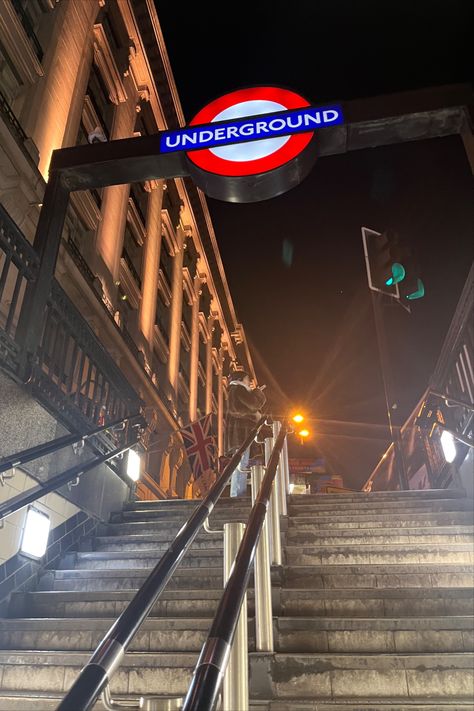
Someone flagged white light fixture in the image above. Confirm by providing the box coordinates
[289,483,295,494]
[127,449,141,482]
[20,507,51,559]
[440,430,457,464]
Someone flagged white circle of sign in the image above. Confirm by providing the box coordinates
[210,99,290,162]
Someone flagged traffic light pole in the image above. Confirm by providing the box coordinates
[371,291,409,490]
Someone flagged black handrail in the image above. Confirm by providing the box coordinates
[0,436,139,522]
[56,417,266,711]
[182,420,288,711]
[0,414,142,476]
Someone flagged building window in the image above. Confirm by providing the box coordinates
[11,0,43,61]
[160,244,173,292]
[86,64,114,138]
[156,291,170,347]
[122,224,143,289]
[130,183,147,225]
[0,40,23,105]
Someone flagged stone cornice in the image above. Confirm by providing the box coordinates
[119,257,141,309]
[127,197,146,246]
[158,270,172,305]
[161,209,179,257]
[153,323,169,361]
[0,1,44,84]
[93,23,128,105]
[182,267,195,306]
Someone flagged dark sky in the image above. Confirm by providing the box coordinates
[154,0,473,486]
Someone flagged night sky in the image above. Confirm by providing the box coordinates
[154,0,473,486]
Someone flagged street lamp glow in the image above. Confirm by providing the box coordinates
[298,429,310,438]
[292,413,304,423]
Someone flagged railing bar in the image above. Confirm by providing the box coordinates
[4,268,24,334]
[182,422,288,711]
[56,418,266,711]
[0,253,10,299]
[72,348,86,407]
[0,437,137,522]
[0,414,142,475]
[64,334,78,393]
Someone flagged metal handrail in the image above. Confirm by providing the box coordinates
[0,414,142,476]
[0,436,139,522]
[182,420,288,711]
[56,417,267,711]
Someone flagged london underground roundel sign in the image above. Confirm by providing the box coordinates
[160,86,344,203]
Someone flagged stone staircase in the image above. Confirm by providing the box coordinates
[0,488,473,709]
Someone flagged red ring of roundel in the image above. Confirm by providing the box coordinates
[187,87,313,177]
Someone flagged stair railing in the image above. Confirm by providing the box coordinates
[0,414,145,522]
[56,416,267,711]
[0,414,142,477]
[182,420,288,711]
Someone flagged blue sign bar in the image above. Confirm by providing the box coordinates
[160,104,344,154]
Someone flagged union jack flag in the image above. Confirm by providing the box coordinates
[180,414,217,497]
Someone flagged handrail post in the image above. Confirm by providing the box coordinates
[273,421,288,516]
[250,464,273,651]
[223,522,248,711]
[264,436,282,566]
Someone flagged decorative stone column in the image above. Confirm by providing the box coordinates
[95,94,138,282]
[217,349,225,456]
[139,180,164,347]
[20,0,100,177]
[205,315,215,414]
[188,276,201,422]
[167,226,185,404]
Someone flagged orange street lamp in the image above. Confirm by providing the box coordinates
[298,428,310,439]
[292,413,304,424]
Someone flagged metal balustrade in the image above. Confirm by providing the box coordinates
[0,205,141,433]
[364,263,474,491]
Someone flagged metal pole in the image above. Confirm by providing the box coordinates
[223,522,248,711]
[282,436,290,512]
[371,291,409,490]
[263,437,274,560]
[265,437,282,566]
[250,464,274,651]
[273,421,288,516]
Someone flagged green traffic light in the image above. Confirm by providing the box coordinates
[406,278,425,300]
[385,262,406,286]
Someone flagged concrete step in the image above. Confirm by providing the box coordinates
[9,589,228,619]
[11,586,474,621]
[286,542,474,566]
[0,650,472,700]
[288,510,474,530]
[0,696,471,711]
[114,499,473,524]
[37,566,283,592]
[275,616,474,653]
[94,531,225,552]
[0,617,216,653]
[123,496,252,516]
[286,524,474,546]
[101,510,473,539]
[285,563,474,589]
[281,587,474,618]
[66,547,224,570]
[287,498,474,515]
[252,652,474,700]
[0,615,471,654]
[288,489,466,504]
[111,507,254,524]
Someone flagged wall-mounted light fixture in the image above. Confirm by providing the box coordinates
[20,507,51,559]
